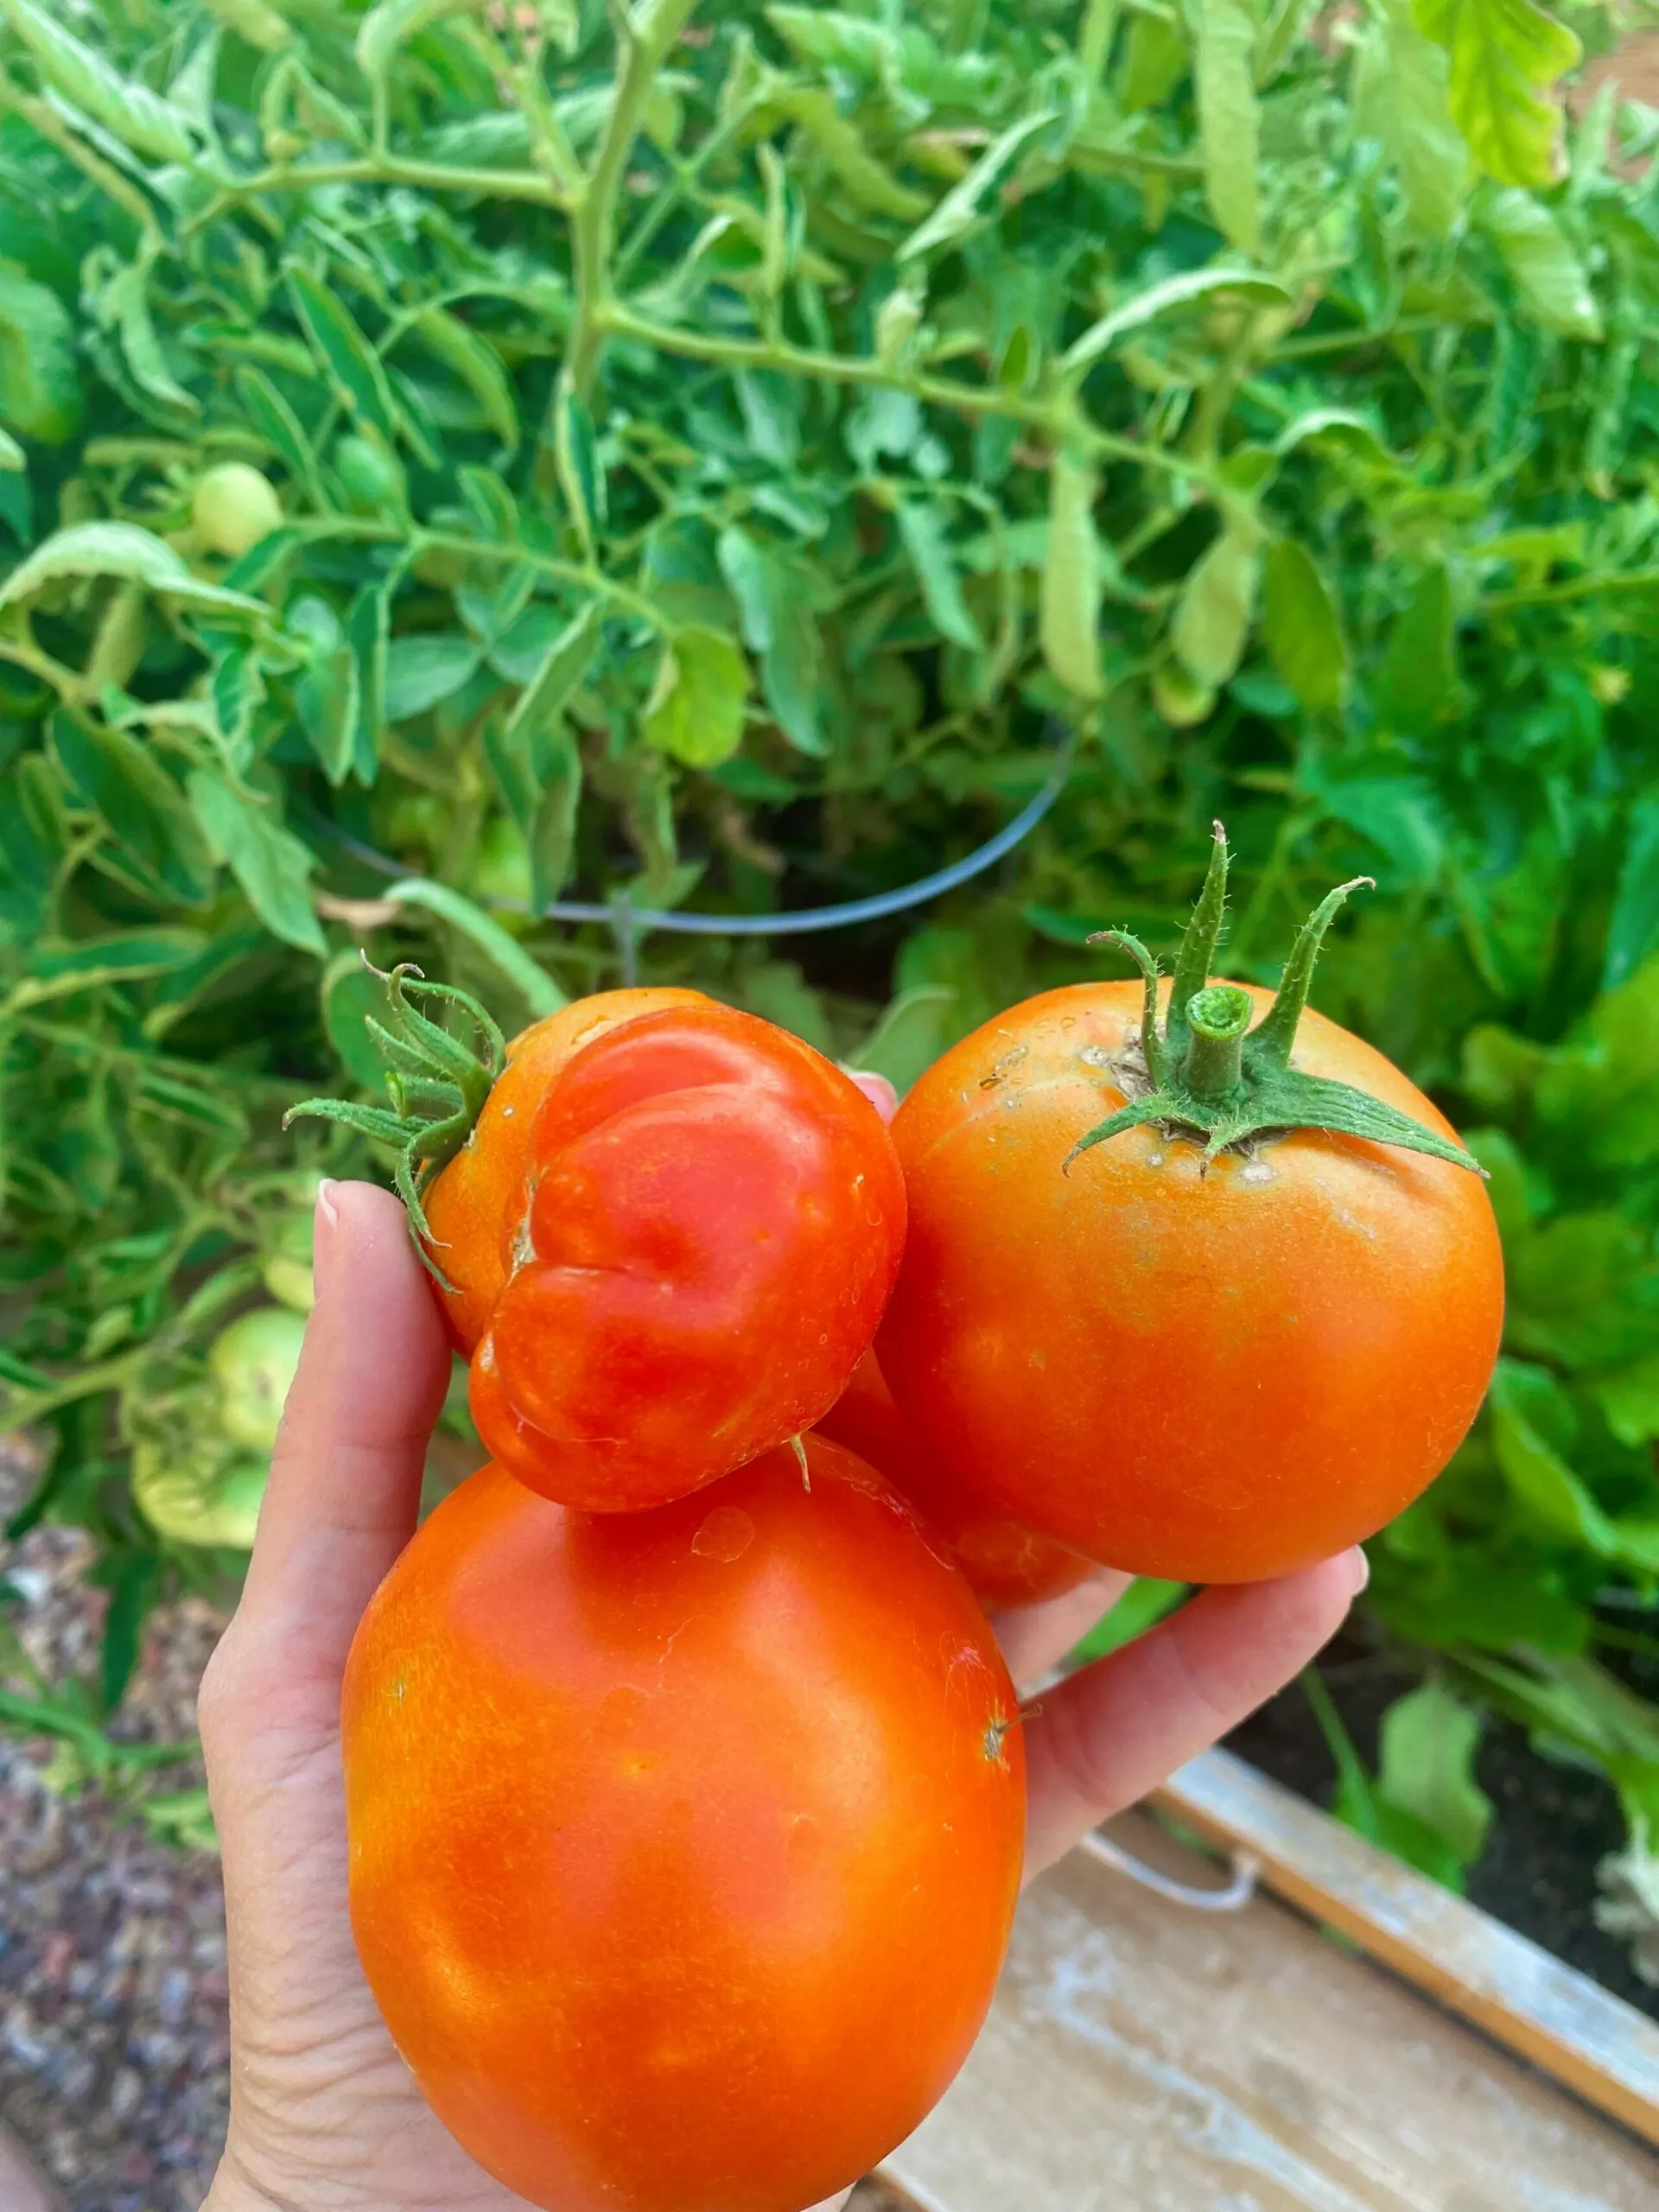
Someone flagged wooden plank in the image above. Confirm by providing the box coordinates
[1155,1747,1659,2148]
[878,1806,1659,2212]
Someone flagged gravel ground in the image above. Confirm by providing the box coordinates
[0,1436,232,2212]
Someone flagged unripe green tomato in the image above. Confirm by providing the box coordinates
[192,462,284,558]
[211,1306,306,1452]
[334,434,404,512]
[132,1437,269,1549]
[1151,664,1217,728]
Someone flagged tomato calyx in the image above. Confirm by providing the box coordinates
[286,959,505,1280]
[1065,823,1486,1176]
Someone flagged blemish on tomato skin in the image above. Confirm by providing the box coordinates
[691,1505,754,1562]
[982,1714,1014,1765]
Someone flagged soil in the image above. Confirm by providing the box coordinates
[1227,1622,1659,2024]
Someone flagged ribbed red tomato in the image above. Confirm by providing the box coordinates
[817,1351,1094,1609]
[342,1436,1025,2212]
[877,978,1503,1583]
[418,990,906,1511]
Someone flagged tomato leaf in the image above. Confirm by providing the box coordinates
[1171,513,1262,690]
[188,771,326,954]
[1414,0,1579,190]
[1261,538,1347,714]
[1194,0,1262,256]
[642,626,751,768]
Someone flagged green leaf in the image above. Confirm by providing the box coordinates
[53,717,214,906]
[1605,792,1659,992]
[187,772,326,954]
[385,634,483,721]
[897,109,1059,263]
[717,526,826,755]
[404,307,519,453]
[1062,269,1293,380]
[1376,563,1464,729]
[505,601,599,753]
[896,500,982,651]
[770,88,930,221]
[642,626,751,768]
[1039,454,1103,701]
[321,950,386,1087]
[1071,1579,1189,1662]
[1118,11,1190,113]
[285,266,399,444]
[554,378,604,551]
[1172,513,1262,690]
[1194,0,1263,256]
[356,0,472,86]
[0,524,266,620]
[346,579,391,784]
[384,879,565,1015]
[1376,1683,1494,1868]
[1261,539,1347,714]
[1414,0,1580,190]
[0,0,197,164]
[0,263,81,444]
[847,984,957,1097]
[1592,1358,1659,1451]
[1484,192,1603,340]
[1488,1366,1618,1555]
[1355,0,1468,237]
[234,365,326,509]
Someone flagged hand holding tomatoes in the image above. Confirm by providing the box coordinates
[198,1179,1362,2212]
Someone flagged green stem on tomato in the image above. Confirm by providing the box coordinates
[1182,986,1253,1100]
[1065,828,1484,1176]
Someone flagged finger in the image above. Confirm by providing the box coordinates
[235,1179,450,1673]
[846,1069,898,1124]
[993,1569,1132,1694]
[1020,1550,1366,1881]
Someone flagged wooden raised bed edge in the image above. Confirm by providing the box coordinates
[1151,1745,1659,2146]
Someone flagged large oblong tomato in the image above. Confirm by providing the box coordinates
[877,982,1504,1585]
[817,1351,1096,1611]
[343,1436,1025,2212]
[422,991,906,1512]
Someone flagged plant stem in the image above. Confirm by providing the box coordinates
[598,304,1230,497]
[181,157,568,240]
[569,0,703,401]
[1182,985,1252,1098]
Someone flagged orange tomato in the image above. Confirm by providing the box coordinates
[343,1438,1024,2212]
[817,1351,1096,1610]
[423,991,906,1511]
[877,982,1503,1584]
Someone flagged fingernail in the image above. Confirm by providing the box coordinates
[1348,1546,1370,1597]
[314,1179,341,1293]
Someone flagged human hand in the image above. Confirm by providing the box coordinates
[199,1173,1360,2212]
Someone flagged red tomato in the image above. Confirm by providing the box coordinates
[817,1352,1096,1610]
[423,991,907,1512]
[877,982,1504,1584]
[343,1437,1025,2212]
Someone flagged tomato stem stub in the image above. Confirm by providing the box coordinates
[1068,826,1487,1176]
[285,960,505,1278]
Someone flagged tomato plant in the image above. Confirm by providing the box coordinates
[879,833,1505,1583]
[342,1435,1024,2212]
[817,1351,1094,1610]
[295,972,906,1510]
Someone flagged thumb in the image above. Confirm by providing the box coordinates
[234,1179,451,1683]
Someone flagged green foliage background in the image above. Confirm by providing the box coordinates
[3,0,1659,1953]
